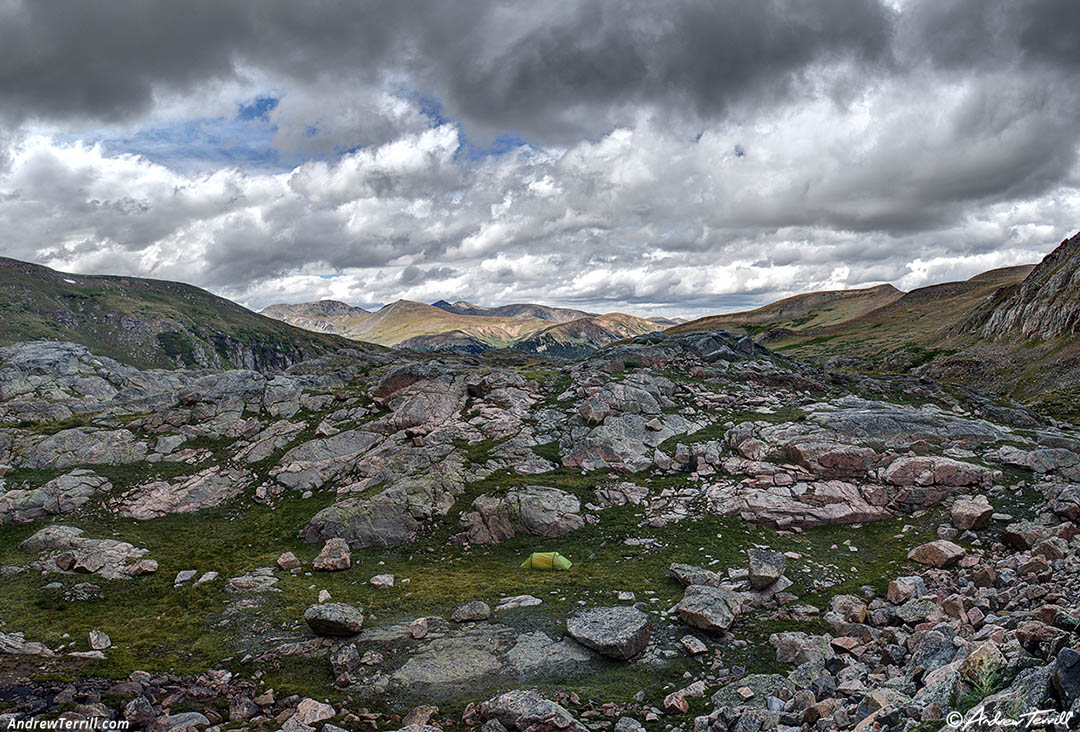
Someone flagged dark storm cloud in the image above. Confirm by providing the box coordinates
[431,0,895,140]
[0,2,250,124]
[0,0,895,140]
[902,0,1080,72]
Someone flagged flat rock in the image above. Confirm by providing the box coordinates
[769,631,835,665]
[452,600,492,622]
[681,635,708,655]
[669,563,723,587]
[304,602,364,636]
[471,690,586,732]
[0,469,111,526]
[393,636,503,686]
[495,595,542,612]
[907,539,965,567]
[676,585,742,633]
[565,606,651,660]
[120,466,249,519]
[20,525,151,580]
[150,712,210,732]
[0,632,55,657]
[711,674,795,710]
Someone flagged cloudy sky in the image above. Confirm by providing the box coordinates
[1,0,1078,318]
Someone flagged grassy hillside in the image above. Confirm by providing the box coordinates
[668,283,905,337]
[660,260,1080,420]
[758,266,1034,370]
[0,257,357,371]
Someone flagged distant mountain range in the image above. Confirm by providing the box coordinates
[261,298,671,356]
[0,257,357,371]
[2,230,1077,417]
[431,299,595,322]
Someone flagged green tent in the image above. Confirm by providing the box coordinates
[520,551,572,570]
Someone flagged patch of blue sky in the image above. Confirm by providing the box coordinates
[236,95,279,121]
[74,90,532,175]
[68,95,288,173]
[100,118,282,172]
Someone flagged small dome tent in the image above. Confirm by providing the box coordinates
[520,551,572,570]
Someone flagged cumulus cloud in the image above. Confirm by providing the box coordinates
[0,1,1078,318]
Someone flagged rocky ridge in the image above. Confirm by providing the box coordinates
[972,231,1080,340]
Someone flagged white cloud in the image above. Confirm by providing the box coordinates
[2,20,1079,321]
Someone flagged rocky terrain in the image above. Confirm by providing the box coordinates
[969,232,1080,341]
[1,327,1078,732]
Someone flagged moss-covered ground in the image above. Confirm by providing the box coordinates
[2,455,1044,716]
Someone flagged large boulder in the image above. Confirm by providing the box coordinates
[960,640,1005,684]
[452,600,492,623]
[1003,520,1048,550]
[676,585,742,633]
[299,447,467,548]
[566,607,652,660]
[1052,647,1080,709]
[887,575,927,604]
[284,699,335,732]
[304,602,364,636]
[469,690,587,732]
[456,486,584,544]
[747,548,786,589]
[951,495,993,530]
[907,540,965,567]
[909,626,959,675]
[769,631,835,665]
[312,538,351,571]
